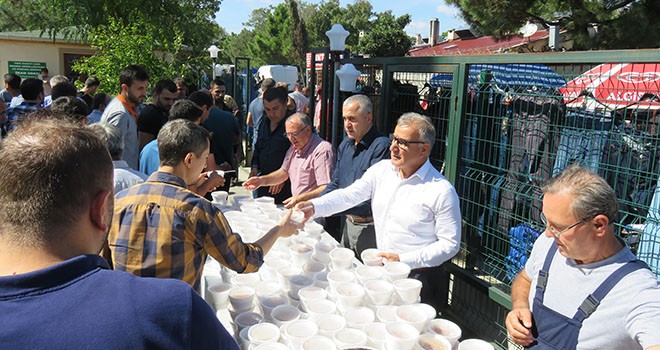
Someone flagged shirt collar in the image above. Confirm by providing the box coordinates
[116,94,138,120]
[356,126,382,149]
[147,171,188,189]
[391,158,433,181]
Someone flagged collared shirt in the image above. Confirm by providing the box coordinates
[113,160,148,193]
[102,97,139,170]
[108,172,264,290]
[322,126,390,217]
[87,109,103,124]
[6,102,41,130]
[137,103,168,138]
[252,113,292,174]
[311,159,461,269]
[204,107,240,166]
[281,133,335,196]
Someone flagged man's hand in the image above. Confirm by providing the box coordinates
[243,176,264,191]
[276,209,304,238]
[505,308,535,346]
[269,182,284,195]
[378,252,400,263]
[283,195,302,209]
[205,171,225,189]
[294,201,315,221]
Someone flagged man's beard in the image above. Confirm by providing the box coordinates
[127,91,143,105]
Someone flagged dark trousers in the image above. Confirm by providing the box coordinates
[408,263,450,316]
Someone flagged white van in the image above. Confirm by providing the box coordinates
[256,65,299,91]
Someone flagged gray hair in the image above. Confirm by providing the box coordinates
[396,112,435,148]
[541,164,618,224]
[49,75,69,87]
[86,122,124,160]
[158,119,210,167]
[343,94,372,115]
[286,112,313,128]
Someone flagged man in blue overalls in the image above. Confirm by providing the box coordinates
[506,164,660,349]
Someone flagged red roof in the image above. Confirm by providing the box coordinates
[408,30,550,56]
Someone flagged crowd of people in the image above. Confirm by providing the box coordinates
[1,63,659,350]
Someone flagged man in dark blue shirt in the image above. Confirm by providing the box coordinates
[322,94,390,255]
[0,118,238,349]
[251,86,293,204]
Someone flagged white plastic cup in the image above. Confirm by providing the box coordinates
[253,343,288,350]
[343,306,375,330]
[259,294,288,321]
[393,278,423,304]
[231,272,261,288]
[385,322,420,350]
[206,282,231,311]
[333,328,368,349]
[290,209,305,223]
[364,279,394,306]
[314,314,346,337]
[228,286,256,312]
[376,305,399,324]
[383,261,412,282]
[234,311,263,332]
[277,265,302,291]
[271,304,300,326]
[395,304,429,332]
[302,261,325,279]
[313,240,336,265]
[261,258,289,282]
[458,339,495,350]
[329,247,355,270]
[248,322,281,346]
[289,243,314,266]
[284,319,319,350]
[413,303,437,321]
[298,286,327,312]
[313,271,330,289]
[211,190,229,204]
[304,221,324,235]
[335,282,365,312]
[416,333,453,350]
[305,299,337,320]
[364,322,388,349]
[427,319,462,347]
[287,274,314,299]
[361,248,384,266]
[254,281,282,302]
[238,326,250,350]
[327,269,356,294]
[355,265,385,285]
[303,335,337,350]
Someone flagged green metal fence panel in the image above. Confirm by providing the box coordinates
[351,51,660,349]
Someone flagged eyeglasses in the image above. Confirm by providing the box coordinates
[284,125,309,138]
[390,134,426,149]
[540,212,593,238]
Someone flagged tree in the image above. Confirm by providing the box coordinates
[446,0,660,50]
[72,18,184,95]
[288,0,309,69]
[248,3,295,66]
[357,11,412,57]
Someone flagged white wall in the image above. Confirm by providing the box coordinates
[0,39,93,78]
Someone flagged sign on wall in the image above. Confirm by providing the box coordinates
[8,61,47,78]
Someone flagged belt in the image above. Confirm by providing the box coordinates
[345,214,374,224]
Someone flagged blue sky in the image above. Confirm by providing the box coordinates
[214,0,468,37]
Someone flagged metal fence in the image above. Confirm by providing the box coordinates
[345,50,660,349]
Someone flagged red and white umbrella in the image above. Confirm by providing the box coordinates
[560,63,660,110]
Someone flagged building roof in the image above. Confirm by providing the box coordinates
[408,29,551,56]
[0,27,85,44]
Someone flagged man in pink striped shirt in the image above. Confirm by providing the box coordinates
[244,112,335,208]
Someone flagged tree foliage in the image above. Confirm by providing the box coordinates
[248,3,295,67]
[357,11,412,57]
[72,18,184,95]
[446,0,660,49]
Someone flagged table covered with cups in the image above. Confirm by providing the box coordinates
[202,194,493,350]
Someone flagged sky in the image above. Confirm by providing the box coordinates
[214,0,468,38]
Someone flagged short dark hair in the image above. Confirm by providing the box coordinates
[263,86,288,105]
[210,78,226,89]
[188,91,213,109]
[169,99,203,122]
[0,119,113,246]
[261,78,276,92]
[4,73,21,89]
[84,76,100,88]
[50,96,90,123]
[20,78,45,100]
[119,65,149,89]
[92,93,109,110]
[153,79,177,95]
[51,82,78,100]
[158,119,210,167]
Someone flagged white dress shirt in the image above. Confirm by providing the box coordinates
[311,159,461,269]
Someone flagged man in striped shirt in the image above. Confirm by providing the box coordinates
[107,119,302,290]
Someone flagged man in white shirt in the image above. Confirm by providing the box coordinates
[296,112,461,312]
[288,82,308,114]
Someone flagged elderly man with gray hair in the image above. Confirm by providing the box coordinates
[296,112,462,313]
[87,122,147,193]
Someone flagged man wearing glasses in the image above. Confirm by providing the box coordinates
[243,112,335,208]
[296,112,462,312]
[506,164,660,349]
